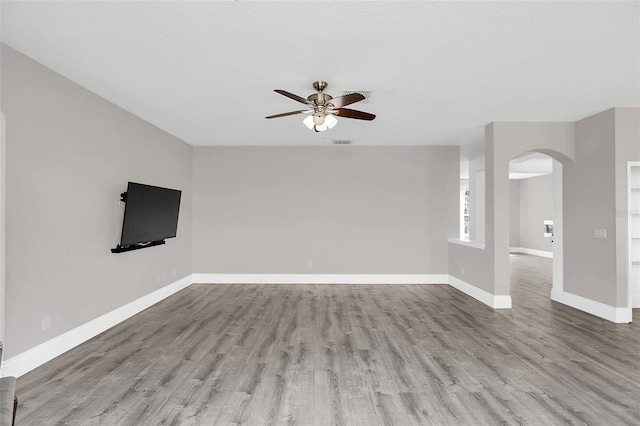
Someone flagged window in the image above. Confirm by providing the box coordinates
[460,186,470,239]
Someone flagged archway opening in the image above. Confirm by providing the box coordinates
[507,150,566,308]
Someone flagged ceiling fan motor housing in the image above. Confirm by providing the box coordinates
[307,92,332,106]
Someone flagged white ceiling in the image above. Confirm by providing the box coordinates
[1,1,638,158]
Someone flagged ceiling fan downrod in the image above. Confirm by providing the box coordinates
[308,81,332,107]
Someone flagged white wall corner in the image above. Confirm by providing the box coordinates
[2,274,194,378]
[551,288,632,323]
[448,275,512,309]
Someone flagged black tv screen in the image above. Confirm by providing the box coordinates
[119,182,181,247]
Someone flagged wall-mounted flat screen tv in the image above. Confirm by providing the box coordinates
[112,182,181,253]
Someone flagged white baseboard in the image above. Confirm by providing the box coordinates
[192,273,449,285]
[447,276,512,309]
[1,275,193,378]
[510,247,553,258]
[195,273,515,311]
[632,295,640,309]
[551,288,632,323]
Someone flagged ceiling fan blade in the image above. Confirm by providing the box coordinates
[326,93,365,109]
[274,89,312,105]
[334,108,376,121]
[265,110,308,119]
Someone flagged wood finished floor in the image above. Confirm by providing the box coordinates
[14,255,640,425]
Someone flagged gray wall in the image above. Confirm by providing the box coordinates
[1,45,193,358]
[193,146,459,274]
[563,108,640,307]
[519,174,553,252]
[563,110,617,305]
[509,180,520,247]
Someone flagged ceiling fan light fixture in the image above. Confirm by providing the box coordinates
[313,111,325,126]
[303,115,315,129]
[304,113,336,132]
[325,114,338,129]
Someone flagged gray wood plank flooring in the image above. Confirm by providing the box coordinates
[14,254,640,425]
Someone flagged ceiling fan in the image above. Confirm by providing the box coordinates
[265,81,375,132]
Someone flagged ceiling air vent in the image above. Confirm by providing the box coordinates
[332,139,353,145]
[342,90,373,103]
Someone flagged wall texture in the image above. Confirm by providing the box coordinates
[561,108,640,308]
[1,45,193,358]
[519,174,553,252]
[509,180,520,247]
[193,146,459,274]
[563,110,618,306]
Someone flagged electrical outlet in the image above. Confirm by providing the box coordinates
[307,261,312,270]
[461,267,465,275]
[41,315,51,331]
[594,228,607,239]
